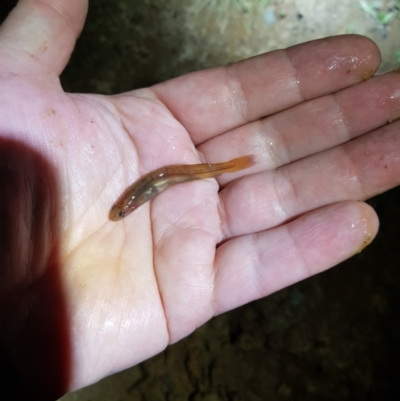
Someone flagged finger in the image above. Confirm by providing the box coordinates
[199,70,400,176]
[213,201,378,315]
[0,0,88,76]
[218,117,400,238]
[152,35,380,144]
[152,180,221,343]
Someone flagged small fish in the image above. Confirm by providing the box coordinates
[109,155,253,221]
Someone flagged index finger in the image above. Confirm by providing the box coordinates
[152,35,380,144]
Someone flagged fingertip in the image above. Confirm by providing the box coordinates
[352,200,379,253]
[346,34,381,79]
[304,200,380,256]
[288,34,382,101]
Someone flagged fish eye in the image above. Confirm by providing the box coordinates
[119,211,126,219]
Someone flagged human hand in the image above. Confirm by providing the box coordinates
[1,1,400,400]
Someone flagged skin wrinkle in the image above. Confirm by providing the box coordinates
[180,265,214,307]
[148,88,189,136]
[102,102,134,147]
[217,191,231,240]
[0,45,49,73]
[116,115,138,168]
[253,93,349,170]
[106,224,129,262]
[224,63,249,125]
[251,232,271,299]
[36,0,83,39]
[210,262,218,316]
[284,48,304,104]
[322,98,347,143]
[331,92,352,143]
[286,218,314,280]
[251,179,276,224]
[108,225,127,266]
[213,237,250,315]
[151,224,177,344]
[335,145,364,200]
[73,179,108,233]
[271,146,360,224]
[246,120,270,165]
[155,216,215,250]
[135,96,178,132]
[101,110,140,218]
[71,93,117,120]
[154,219,185,248]
[257,119,281,168]
[152,195,215,247]
[269,116,293,166]
[274,167,296,224]
[66,214,134,286]
[151,214,173,247]
[153,279,174,345]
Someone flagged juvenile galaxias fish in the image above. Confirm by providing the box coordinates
[109,155,253,221]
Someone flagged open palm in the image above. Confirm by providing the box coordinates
[2,1,400,400]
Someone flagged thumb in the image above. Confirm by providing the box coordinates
[0,0,88,76]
